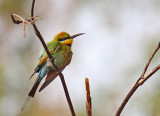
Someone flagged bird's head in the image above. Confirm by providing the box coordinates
[53,32,85,46]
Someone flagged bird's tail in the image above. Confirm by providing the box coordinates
[28,76,41,97]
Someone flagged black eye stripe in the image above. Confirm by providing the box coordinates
[65,37,70,39]
[59,37,70,41]
[59,38,65,41]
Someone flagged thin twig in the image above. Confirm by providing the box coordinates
[30,0,75,116]
[115,42,160,116]
[85,78,92,116]
[140,42,160,79]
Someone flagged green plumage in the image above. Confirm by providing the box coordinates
[35,42,72,72]
[29,32,74,97]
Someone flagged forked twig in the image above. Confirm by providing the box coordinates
[85,78,92,116]
[116,42,160,116]
[140,42,160,79]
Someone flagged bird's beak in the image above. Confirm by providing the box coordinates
[70,33,85,39]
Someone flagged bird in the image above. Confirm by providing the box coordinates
[21,32,84,111]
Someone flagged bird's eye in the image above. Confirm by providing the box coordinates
[65,37,70,39]
[59,37,70,42]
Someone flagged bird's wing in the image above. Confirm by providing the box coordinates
[39,67,64,92]
[39,46,72,91]
[29,56,48,79]
[34,42,60,72]
[29,42,60,79]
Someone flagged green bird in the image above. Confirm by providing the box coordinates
[21,32,84,111]
[29,32,84,97]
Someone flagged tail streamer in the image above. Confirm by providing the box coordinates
[21,96,30,112]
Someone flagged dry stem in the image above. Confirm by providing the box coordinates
[30,0,76,115]
[85,78,92,116]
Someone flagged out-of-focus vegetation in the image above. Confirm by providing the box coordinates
[0,0,160,116]
[0,0,25,15]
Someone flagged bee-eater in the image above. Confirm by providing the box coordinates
[22,32,84,111]
[28,32,84,98]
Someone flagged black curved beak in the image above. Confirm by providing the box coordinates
[70,33,85,39]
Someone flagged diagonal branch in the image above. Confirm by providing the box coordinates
[30,0,75,116]
[115,42,160,116]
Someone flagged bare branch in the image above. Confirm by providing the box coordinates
[116,42,160,116]
[85,78,92,116]
[30,0,76,116]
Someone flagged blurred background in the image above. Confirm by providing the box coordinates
[0,0,160,116]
